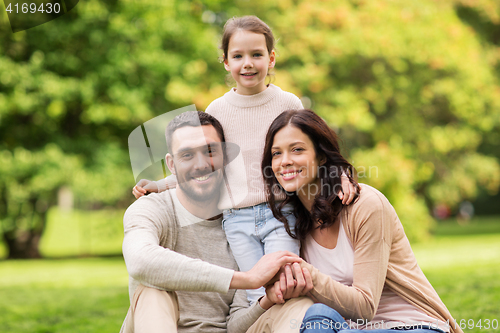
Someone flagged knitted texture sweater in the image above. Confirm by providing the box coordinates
[206,84,303,209]
[122,189,266,333]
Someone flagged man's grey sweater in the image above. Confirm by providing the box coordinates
[122,189,265,333]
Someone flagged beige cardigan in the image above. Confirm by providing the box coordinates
[300,184,463,333]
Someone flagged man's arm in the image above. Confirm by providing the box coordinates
[123,195,234,293]
[124,195,302,293]
[226,263,314,333]
[226,290,267,333]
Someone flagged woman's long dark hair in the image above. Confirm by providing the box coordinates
[262,109,360,242]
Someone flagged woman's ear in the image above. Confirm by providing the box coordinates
[319,154,327,166]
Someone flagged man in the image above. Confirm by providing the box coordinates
[121,111,313,333]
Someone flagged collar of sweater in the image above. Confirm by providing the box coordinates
[224,84,282,108]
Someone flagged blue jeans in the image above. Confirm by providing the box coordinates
[300,304,447,333]
[222,202,300,304]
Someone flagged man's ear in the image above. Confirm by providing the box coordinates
[165,153,176,176]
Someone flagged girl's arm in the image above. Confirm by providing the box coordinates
[300,187,393,321]
[132,175,177,198]
[339,172,358,205]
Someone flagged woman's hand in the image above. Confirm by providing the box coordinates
[230,251,302,290]
[266,263,313,304]
[132,179,158,199]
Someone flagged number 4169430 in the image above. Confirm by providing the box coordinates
[5,2,61,14]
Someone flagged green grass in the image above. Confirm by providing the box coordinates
[0,216,499,332]
[0,258,129,333]
[411,216,500,332]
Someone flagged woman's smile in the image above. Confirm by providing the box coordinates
[271,125,321,203]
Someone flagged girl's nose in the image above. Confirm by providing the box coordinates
[243,56,253,68]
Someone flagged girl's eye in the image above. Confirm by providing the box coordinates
[254,53,262,57]
[233,55,242,59]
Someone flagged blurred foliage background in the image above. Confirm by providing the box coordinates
[0,0,499,259]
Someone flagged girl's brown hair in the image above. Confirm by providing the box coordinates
[261,109,360,242]
[220,15,276,61]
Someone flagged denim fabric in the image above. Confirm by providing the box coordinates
[222,202,300,304]
[300,304,447,333]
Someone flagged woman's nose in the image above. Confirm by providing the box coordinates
[281,152,292,166]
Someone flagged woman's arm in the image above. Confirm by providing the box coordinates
[301,186,393,321]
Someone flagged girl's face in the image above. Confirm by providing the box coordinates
[224,30,275,95]
[271,125,323,205]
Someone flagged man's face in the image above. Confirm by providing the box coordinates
[167,125,224,203]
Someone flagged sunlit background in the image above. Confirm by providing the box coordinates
[1,0,499,332]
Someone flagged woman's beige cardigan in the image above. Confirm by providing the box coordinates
[300,184,463,333]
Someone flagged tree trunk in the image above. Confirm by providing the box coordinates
[4,229,43,259]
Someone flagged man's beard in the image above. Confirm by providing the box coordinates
[177,170,223,203]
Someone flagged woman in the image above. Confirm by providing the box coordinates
[261,109,463,333]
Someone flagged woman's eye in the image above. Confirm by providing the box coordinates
[293,148,304,152]
[271,151,281,157]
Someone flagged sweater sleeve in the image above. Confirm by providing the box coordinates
[300,188,392,321]
[122,195,234,293]
[226,290,266,333]
[153,174,177,192]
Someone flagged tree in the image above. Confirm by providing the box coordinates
[223,0,500,240]
[0,0,231,258]
[1,0,499,257]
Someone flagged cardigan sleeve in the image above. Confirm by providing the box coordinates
[300,186,393,321]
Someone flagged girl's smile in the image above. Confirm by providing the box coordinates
[224,30,275,95]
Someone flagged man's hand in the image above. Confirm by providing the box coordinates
[230,251,302,290]
[132,179,158,199]
[265,263,313,304]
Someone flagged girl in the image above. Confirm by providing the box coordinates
[133,16,355,303]
[261,109,462,333]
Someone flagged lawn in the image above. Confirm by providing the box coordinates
[0,216,499,332]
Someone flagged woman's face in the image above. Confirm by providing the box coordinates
[270,125,322,202]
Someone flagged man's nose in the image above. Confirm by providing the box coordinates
[193,152,214,172]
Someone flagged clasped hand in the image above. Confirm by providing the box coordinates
[265,262,313,304]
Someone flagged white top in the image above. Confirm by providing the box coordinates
[303,218,354,287]
[303,219,449,332]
